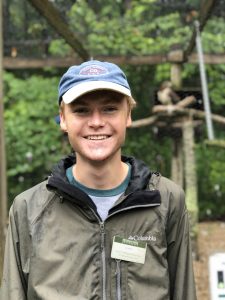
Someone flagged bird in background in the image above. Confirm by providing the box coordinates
[157,81,180,105]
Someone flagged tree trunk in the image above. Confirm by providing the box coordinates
[170,64,184,187]
[170,63,182,89]
[182,118,199,257]
[171,137,184,187]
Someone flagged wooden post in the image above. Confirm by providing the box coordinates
[170,63,182,89]
[170,63,184,187]
[182,118,198,256]
[171,137,184,187]
[0,0,8,280]
[170,63,198,254]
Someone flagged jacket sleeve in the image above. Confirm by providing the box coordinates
[1,200,29,300]
[166,187,197,300]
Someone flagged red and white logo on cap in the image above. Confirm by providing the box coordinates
[79,65,108,76]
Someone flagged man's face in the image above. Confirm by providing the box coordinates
[60,91,132,164]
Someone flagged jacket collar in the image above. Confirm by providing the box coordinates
[47,154,160,217]
[50,153,152,195]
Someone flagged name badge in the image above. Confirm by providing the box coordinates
[111,236,147,264]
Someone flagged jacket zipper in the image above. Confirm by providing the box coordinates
[71,203,107,300]
[56,194,160,300]
[115,260,121,300]
[100,222,107,300]
[88,208,107,300]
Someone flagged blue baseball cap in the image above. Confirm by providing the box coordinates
[58,60,132,104]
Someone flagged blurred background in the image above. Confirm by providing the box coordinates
[1,0,225,298]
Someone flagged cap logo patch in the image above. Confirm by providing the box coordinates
[79,65,108,76]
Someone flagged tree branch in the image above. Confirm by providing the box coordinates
[27,0,89,60]
[130,116,157,128]
[184,0,218,60]
[131,103,225,128]
[205,139,225,148]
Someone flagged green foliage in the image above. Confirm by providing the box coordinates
[48,39,72,57]
[61,0,192,56]
[4,1,225,220]
[155,64,171,83]
[124,128,172,177]
[207,65,225,111]
[202,18,225,54]
[196,143,225,220]
[122,65,157,117]
[4,72,70,203]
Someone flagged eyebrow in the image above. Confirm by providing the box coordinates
[70,97,122,107]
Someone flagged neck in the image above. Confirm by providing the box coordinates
[73,154,128,190]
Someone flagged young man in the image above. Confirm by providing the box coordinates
[1,60,196,299]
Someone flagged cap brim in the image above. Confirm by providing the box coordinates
[62,81,131,104]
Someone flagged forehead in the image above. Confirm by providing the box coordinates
[71,90,125,105]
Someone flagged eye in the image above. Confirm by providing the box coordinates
[73,107,89,115]
[103,105,118,113]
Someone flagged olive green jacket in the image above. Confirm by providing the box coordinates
[1,156,196,300]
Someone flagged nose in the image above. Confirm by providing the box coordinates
[87,110,105,128]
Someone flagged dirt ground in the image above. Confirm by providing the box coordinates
[194,221,225,299]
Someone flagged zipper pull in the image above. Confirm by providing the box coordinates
[59,195,64,203]
[100,222,105,251]
[100,222,104,231]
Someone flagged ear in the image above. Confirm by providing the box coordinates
[126,111,132,128]
[59,110,68,132]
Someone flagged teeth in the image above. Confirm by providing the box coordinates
[87,135,108,140]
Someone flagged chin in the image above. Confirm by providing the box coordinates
[82,149,120,163]
[87,154,112,162]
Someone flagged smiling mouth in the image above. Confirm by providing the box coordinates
[85,135,110,140]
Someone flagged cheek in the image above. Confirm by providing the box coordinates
[123,114,132,128]
[65,119,84,137]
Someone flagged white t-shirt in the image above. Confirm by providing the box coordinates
[66,163,131,221]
